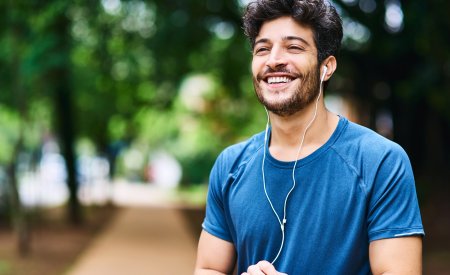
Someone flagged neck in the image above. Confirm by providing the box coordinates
[268,101,339,161]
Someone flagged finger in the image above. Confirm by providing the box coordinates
[257,260,281,275]
[246,264,265,275]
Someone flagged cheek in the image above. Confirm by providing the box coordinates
[251,58,264,77]
[251,63,258,78]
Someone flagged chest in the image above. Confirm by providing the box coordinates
[225,157,368,247]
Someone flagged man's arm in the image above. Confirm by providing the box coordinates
[369,236,422,275]
[195,230,236,275]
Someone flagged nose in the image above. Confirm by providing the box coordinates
[265,46,286,70]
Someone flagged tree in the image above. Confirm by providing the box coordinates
[333,0,450,190]
[1,1,448,257]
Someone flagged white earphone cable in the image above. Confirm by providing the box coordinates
[262,67,327,264]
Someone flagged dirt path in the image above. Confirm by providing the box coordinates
[65,207,199,275]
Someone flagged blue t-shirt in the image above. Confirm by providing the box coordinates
[202,117,424,274]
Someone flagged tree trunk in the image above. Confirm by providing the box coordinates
[7,136,30,257]
[55,83,82,225]
[50,5,82,225]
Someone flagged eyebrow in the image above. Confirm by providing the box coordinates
[254,36,311,47]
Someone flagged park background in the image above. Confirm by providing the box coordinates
[0,0,449,274]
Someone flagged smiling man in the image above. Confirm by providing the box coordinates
[195,1,424,274]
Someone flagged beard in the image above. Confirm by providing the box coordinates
[253,66,321,117]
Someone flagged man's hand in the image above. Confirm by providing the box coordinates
[241,261,287,275]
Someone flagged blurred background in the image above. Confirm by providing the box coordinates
[0,0,449,274]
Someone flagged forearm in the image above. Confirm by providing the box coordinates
[194,268,229,275]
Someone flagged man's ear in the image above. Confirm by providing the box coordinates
[321,56,337,81]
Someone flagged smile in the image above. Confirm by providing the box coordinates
[266,76,294,84]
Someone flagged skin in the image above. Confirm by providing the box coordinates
[195,16,422,275]
[195,230,236,275]
[250,16,338,162]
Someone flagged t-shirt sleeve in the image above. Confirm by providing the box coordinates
[366,144,425,241]
[202,152,233,242]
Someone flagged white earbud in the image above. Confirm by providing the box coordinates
[321,66,328,82]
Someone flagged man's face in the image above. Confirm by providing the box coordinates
[251,16,320,117]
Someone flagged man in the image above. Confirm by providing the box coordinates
[195,0,424,274]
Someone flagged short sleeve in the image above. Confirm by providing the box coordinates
[367,144,425,241]
[202,152,233,242]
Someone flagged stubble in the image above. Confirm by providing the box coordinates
[253,67,321,117]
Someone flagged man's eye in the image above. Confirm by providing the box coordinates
[288,45,304,52]
[254,47,269,55]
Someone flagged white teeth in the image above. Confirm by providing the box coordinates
[267,76,292,84]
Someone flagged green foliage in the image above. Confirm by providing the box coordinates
[0,107,20,163]
[336,0,450,116]
[0,0,448,186]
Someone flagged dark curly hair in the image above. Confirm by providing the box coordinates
[243,0,343,65]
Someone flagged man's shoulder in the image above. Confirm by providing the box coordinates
[334,118,410,170]
[342,119,404,153]
[215,131,265,174]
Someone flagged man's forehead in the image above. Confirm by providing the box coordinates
[255,16,315,44]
